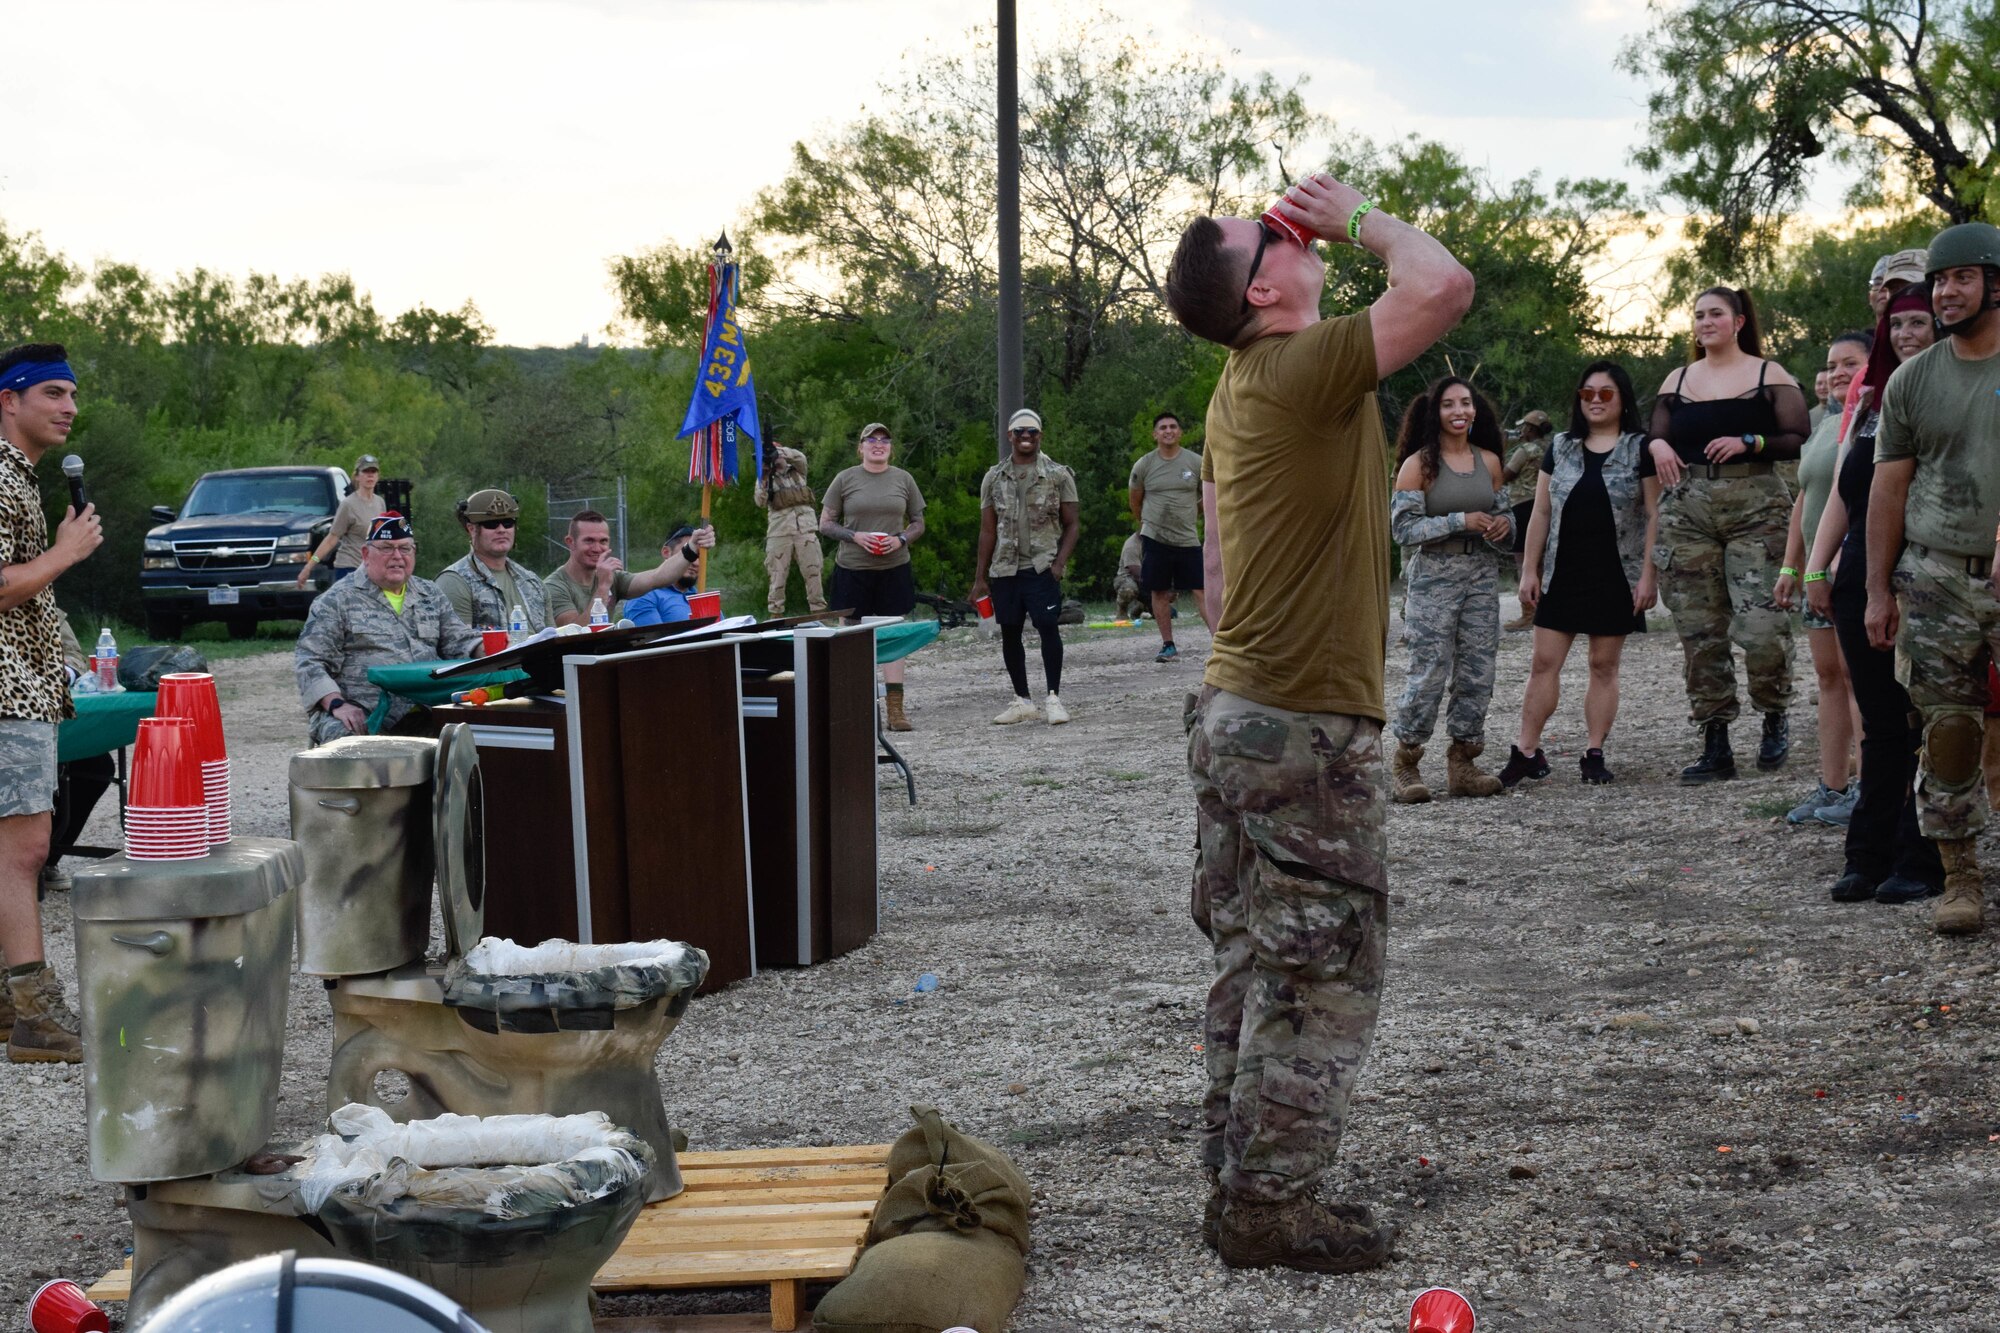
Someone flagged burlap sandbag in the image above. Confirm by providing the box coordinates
[813,1106,1031,1333]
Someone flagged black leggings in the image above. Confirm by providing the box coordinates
[1830,561,1942,885]
[1002,622,1063,697]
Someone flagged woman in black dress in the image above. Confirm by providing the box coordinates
[1501,361,1660,785]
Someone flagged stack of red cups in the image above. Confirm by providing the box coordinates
[126,716,208,861]
[155,672,230,845]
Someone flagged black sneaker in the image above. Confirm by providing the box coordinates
[1830,870,1879,902]
[1875,874,1943,904]
[1579,748,1614,784]
[1757,712,1790,770]
[1498,745,1550,788]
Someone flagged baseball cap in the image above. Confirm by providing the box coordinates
[1007,408,1043,432]
[1879,248,1928,286]
[458,488,519,523]
[354,454,380,472]
[365,511,413,543]
[1514,410,1552,432]
[858,422,891,440]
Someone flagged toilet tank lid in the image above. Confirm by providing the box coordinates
[71,836,305,922]
[289,735,436,789]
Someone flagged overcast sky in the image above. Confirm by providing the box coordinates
[11,0,1692,346]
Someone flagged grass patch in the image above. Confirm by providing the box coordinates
[1745,797,1794,820]
[1004,1121,1086,1147]
[893,810,1004,839]
[1107,770,1147,782]
[1022,775,1064,789]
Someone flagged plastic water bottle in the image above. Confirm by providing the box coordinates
[94,627,120,691]
[588,597,609,630]
[507,604,527,644]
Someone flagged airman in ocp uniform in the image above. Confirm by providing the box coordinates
[755,442,828,618]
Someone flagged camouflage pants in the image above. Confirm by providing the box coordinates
[764,509,827,617]
[1654,473,1795,723]
[1893,545,2000,840]
[1186,686,1389,1203]
[0,719,58,817]
[1391,549,1499,746]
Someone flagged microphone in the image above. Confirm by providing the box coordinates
[61,455,88,513]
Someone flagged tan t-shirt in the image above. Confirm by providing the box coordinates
[327,491,386,568]
[1201,311,1389,719]
[1129,447,1204,547]
[1875,339,2000,558]
[822,465,925,571]
[543,563,634,623]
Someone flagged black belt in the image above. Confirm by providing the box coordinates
[1420,538,1484,556]
[1908,541,1992,578]
[1694,460,1775,479]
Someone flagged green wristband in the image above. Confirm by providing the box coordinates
[1779,566,1799,578]
[1347,199,1377,243]
[1803,570,1827,583]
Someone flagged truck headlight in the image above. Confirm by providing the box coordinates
[144,538,172,555]
[278,550,311,564]
[143,556,176,570]
[275,533,312,549]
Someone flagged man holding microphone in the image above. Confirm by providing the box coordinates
[0,343,102,1063]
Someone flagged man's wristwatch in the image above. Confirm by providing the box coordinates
[681,543,700,562]
[324,697,348,713]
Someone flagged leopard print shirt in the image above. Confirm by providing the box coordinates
[0,438,71,722]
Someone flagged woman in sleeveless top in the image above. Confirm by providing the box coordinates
[1802,284,1944,905]
[1501,360,1659,787]
[1647,286,1811,784]
[1771,332,1872,826]
[1388,376,1511,802]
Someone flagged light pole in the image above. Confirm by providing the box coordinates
[996,0,1022,461]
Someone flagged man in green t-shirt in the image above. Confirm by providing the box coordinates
[1865,221,2000,937]
[1128,411,1204,662]
[543,509,709,628]
[1163,173,1472,1272]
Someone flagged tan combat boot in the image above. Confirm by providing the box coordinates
[1934,838,1986,936]
[1447,739,1503,798]
[1392,743,1432,804]
[7,964,83,1064]
[1504,609,1535,632]
[1216,1193,1393,1273]
[883,689,913,732]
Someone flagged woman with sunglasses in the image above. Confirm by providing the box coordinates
[1388,375,1511,801]
[1647,286,1811,783]
[1802,283,1943,905]
[1770,332,1873,825]
[1500,361,1659,786]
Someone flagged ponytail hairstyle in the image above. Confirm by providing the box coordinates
[1395,375,1503,485]
[1692,285,1764,359]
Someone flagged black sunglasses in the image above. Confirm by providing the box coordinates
[1011,428,1042,438]
[478,518,516,530]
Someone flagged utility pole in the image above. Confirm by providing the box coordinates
[996,0,1022,461]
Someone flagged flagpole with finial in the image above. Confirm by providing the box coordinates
[698,230,732,592]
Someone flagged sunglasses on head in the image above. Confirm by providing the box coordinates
[478,518,516,530]
[1576,387,1618,404]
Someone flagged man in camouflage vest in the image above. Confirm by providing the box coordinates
[296,512,483,745]
[970,409,1080,725]
[436,488,550,632]
[755,441,828,618]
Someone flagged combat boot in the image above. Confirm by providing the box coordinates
[1202,1168,1222,1251]
[883,689,913,732]
[7,964,82,1064]
[1504,609,1534,633]
[1217,1193,1393,1274]
[1446,739,1502,797]
[1934,838,1986,935]
[1757,711,1790,769]
[0,951,13,1033]
[1391,742,1432,804]
[1680,719,1736,784]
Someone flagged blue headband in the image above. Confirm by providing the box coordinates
[0,361,76,395]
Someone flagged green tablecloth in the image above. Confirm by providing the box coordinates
[58,691,158,763]
[863,620,938,663]
[364,662,529,733]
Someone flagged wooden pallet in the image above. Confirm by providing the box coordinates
[88,1144,892,1332]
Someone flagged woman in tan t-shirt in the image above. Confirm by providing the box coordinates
[297,457,385,587]
[819,423,926,730]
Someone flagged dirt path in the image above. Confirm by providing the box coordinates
[5,608,1996,1331]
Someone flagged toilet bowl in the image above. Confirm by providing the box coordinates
[72,838,654,1333]
[300,726,708,1201]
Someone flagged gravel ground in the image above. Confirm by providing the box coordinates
[6,602,1999,1332]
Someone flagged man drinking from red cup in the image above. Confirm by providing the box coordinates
[821,422,926,731]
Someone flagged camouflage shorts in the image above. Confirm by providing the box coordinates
[0,719,58,817]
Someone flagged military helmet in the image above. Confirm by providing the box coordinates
[1925,222,2000,276]
[456,488,519,524]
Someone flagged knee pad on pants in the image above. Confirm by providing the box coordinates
[1925,712,1983,789]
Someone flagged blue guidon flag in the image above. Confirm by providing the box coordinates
[679,255,761,485]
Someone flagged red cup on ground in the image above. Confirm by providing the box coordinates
[130,717,203,809]
[27,1278,111,1333]
[481,628,510,656]
[1410,1287,1476,1333]
[974,594,994,620]
[155,672,227,763]
[689,591,721,619]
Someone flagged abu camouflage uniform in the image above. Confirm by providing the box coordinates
[295,573,482,745]
[1185,685,1389,1202]
[1653,473,1795,723]
[1388,485,1507,745]
[755,445,827,617]
[978,451,1078,576]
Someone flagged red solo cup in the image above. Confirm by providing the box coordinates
[1261,203,1318,247]
[130,717,203,808]
[1410,1287,1476,1333]
[27,1279,111,1333]
[481,628,510,656]
[974,594,994,619]
[689,591,722,619]
[155,673,227,763]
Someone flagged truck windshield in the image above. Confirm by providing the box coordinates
[183,473,336,518]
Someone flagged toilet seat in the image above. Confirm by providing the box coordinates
[432,724,486,960]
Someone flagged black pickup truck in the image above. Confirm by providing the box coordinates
[140,466,349,639]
